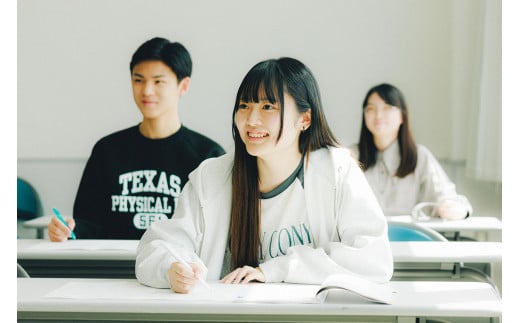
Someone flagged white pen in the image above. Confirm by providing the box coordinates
[159,241,211,289]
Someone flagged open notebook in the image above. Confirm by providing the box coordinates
[315,273,395,304]
[44,274,395,305]
[235,273,395,304]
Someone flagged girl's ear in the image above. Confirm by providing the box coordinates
[301,109,312,130]
[179,77,191,96]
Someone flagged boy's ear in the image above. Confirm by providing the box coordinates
[179,77,191,96]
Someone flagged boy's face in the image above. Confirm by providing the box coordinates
[131,60,189,121]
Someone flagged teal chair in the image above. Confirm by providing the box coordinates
[387,221,448,241]
[17,177,44,238]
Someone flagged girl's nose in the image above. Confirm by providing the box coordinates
[374,107,384,118]
[246,106,261,125]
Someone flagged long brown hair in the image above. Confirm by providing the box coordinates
[358,83,417,177]
[229,57,339,269]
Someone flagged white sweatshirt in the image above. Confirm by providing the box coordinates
[135,147,393,288]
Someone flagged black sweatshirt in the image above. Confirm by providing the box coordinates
[72,124,225,239]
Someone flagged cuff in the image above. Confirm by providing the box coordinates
[259,255,290,283]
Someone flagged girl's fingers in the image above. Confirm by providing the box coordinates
[221,266,263,284]
[168,262,199,294]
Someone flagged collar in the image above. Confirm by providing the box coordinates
[378,139,400,174]
[261,154,305,199]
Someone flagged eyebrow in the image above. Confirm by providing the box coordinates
[132,73,166,79]
[366,102,389,106]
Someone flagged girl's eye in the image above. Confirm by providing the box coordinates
[133,79,143,83]
[263,104,275,110]
[238,103,248,110]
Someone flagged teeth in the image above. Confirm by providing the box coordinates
[248,132,267,138]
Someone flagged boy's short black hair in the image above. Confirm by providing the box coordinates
[129,37,192,81]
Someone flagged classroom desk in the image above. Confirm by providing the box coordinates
[386,215,502,241]
[24,215,503,241]
[17,239,136,278]
[390,241,502,263]
[22,215,58,239]
[17,239,502,282]
[390,241,501,286]
[17,277,501,323]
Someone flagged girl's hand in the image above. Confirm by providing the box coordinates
[436,198,468,220]
[47,216,75,242]
[168,261,205,294]
[221,265,265,284]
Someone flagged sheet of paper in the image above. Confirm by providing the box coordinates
[45,280,235,302]
[43,280,322,303]
[234,283,321,304]
[27,240,137,251]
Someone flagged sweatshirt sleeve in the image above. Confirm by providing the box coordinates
[135,181,206,288]
[259,152,393,284]
[330,156,394,283]
[72,142,107,238]
[418,146,473,218]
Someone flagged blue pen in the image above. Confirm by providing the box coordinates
[52,207,77,240]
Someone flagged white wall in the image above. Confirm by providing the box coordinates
[17,0,500,217]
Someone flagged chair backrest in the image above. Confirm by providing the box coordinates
[17,177,43,221]
[387,221,448,241]
[17,263,30,278]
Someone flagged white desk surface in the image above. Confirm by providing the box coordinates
[386,215,502,232]
[22,215,66,239]
[17,278,501,322]
[22,215,57,228]
[390,241,502,263]
[17,239,502,264]
[17,239,136,260]
[26,215,503,232]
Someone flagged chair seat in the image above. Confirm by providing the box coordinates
[387,221,448,241]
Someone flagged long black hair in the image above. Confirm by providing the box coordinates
[358,83,417,177]
[229,57,340,269]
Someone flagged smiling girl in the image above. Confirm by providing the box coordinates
[135,58,393,294]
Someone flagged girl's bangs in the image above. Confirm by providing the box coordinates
[377,87,400,108]
[239,69,282,104]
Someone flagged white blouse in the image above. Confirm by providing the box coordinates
[349,140,472,218]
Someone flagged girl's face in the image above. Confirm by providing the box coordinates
[131,60,189,121]
[364,92,403,141]
[235,92,309,161]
